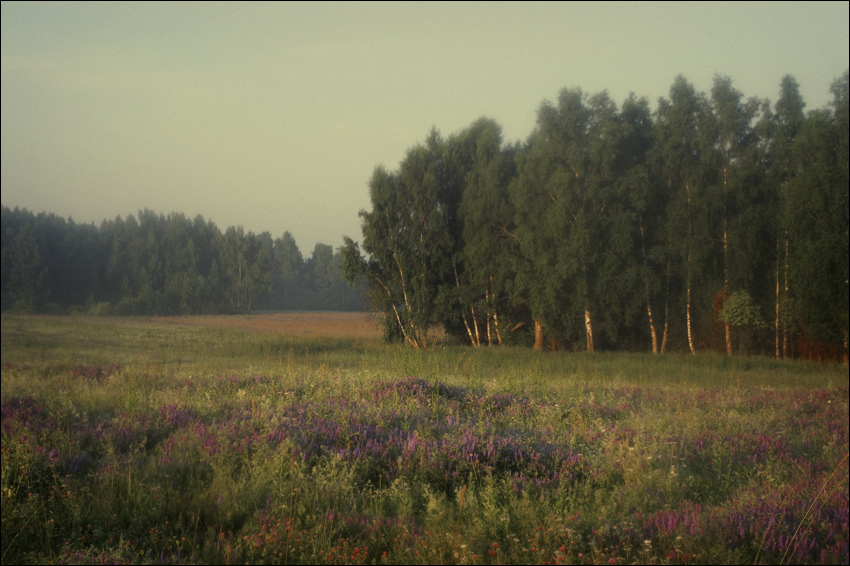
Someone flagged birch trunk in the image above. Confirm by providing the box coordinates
[373,273,419,349]
[461,312,477,347]
[485,286,492,346]
[723,166,732,357]
[484,292,493,347]
[471,306,481,347]
[533,319,544,351]
[647,303,658,354]
[686,182,695,355]
[775,259,781,358]
[687,285,695,355]
[454,264,478,347]
[661,250,671,354]
[387,212,421,348]
[639,221,658,353]
[488,276,502,345]
[725,323,732,357]
[783,238,789,357]
[493,310,503,345]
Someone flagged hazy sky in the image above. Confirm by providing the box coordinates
[2,2,848,253]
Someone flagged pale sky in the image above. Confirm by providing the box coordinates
[2,1,848,253]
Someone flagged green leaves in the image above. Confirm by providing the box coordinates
[345,73,846,357]
[719,290,765,329]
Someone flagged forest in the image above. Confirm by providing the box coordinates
[341,73,848,360]
[0,206,366,315]
[1,73,847,360]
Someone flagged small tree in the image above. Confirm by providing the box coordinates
[719,290,766,355]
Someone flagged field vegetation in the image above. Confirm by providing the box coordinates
[1,314,847,564]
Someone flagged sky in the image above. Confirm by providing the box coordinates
[2,1,848,254]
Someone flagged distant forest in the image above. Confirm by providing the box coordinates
[341,73,848,361]
[0,206,366,315]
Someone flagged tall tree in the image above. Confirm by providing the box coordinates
[707,75,761,355]
[268,231,303,308]
[454,118,517,346]
[512,89,641,351]
[583,92,647,351]
[764,75,807,357]
[162,212,201,314]
[784,72,849,359]
[619,93,662,352]
[346,130,457,347]
[217,226,270,311]
[654,76,716,354]
[510,101,572,350]
[310,243,335,290]
[831,71,849,362]
[275,232,303,286]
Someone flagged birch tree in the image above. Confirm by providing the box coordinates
[708,75,762,355]
[455,118,517,346]
[620,94,664,352]
[654,76,715,354]
[345,131,458,348]
[785,72,849,359]
[512,89,641,351]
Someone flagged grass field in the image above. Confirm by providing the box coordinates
[1,314,847,565]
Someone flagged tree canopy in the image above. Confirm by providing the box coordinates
[344,72,848,361]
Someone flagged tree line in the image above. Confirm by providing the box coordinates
[342,73,848,361]
[0,207,366,315]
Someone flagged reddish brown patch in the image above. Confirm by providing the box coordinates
[708,288,730,353]
[795,335,845,363]
[151,312,380,340]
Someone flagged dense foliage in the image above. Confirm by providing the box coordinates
[0,208,366,314]
[344,73,849,360]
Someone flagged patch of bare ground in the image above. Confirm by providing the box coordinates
[156,312,381,340]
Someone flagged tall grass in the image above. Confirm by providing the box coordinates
[2,315,847,564]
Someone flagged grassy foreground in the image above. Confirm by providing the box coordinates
[1,314,847,565]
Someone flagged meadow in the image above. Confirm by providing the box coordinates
[1,314,847,565]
